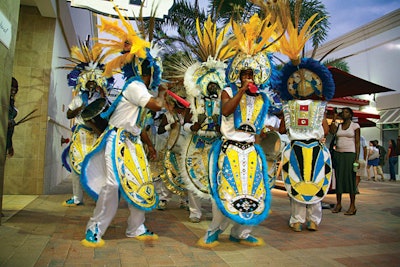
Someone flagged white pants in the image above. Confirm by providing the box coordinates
[203,199,253,241]
[70,171,83,203]
[289,198,322,225]
[188,191,202,219]
[86,130,147,238]
[154,178,172,202]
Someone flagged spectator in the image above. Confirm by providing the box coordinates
[387,139,398,181]
[330,107,360,216]
[6,77,18,157]
[375,140,386,181]
[367,140,380,181]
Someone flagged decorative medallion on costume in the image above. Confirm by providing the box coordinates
[277,10,335,204]
[115,128,157,210]
[80,7,161,211]
[69,125,98,174]
[60,40,113,175]
[208,13,283,225]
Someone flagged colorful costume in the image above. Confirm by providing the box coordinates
[80,9,162,247]
[181,58,226,199]
[155,96,189,210]
[60,42,112,206]
[198,13,281,247]
[276,7,335,230]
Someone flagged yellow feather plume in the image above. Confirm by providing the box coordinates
[61,41,107,70]
[279,13,325,63]
[229,13,280,56]
[96,6,150,77]
[194,16,236,62]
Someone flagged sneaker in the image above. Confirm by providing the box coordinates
[157,200,167,211]
[229,235,265,246]
[197,230,221,248]
[290,222,302,232]
[189,217,201,223]
[81,227,105,248]
[62,197,83,207]
[307,221,318,231]
[134,230,158,241]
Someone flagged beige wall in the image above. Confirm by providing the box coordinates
[3,5,55,194]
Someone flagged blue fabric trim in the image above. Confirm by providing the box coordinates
[256,92,270,134]
[100,76,142,120]
[61,144,71,172]
[265,54,282,91]
[145,50,162,91]
[230,84,241,129]
[230,83,270,134]
[80,128,113,201]
[278,57,335,101]
[81,91,89,106]
[67,63,86,88]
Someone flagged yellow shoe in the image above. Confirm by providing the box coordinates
[290,222,302,232]
[196,230,221,248]
[62,197,83,207]
[197,238,220,248]
[307,221,318,231]
[134,230,158,241]
[81,238,105,248]
[229,235,265,246]
[81,228,105,248]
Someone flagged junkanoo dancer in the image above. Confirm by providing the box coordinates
[80,10,164,247]
[60,41,113,207]
[155,83,190,210]
[168,17,236,223]
[197,13,282,248]
[275,4,335,232]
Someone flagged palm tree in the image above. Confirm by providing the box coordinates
[290,0,330,56]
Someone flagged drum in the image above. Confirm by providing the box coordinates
[81,98,109,135]
[167,122,181,150]
[260,131,284,161]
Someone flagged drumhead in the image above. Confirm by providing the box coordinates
[81,98,107,121]
[260,131,282,161]
[167,123,180,150]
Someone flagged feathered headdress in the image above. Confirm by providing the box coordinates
[269,0,335,100]
[96,5,163,91]
[226,13,282,87]
[96,8,150,78]
[60,40,111,94]
[181,16,235,96]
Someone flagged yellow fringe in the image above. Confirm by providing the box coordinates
[81,238,105,248]
[239,238,265,247]
[134,233,159,241]
[196,238,220,248]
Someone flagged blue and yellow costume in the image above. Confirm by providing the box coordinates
[60,42,112,207]
[80,9,163,247]
[198,13,281,248]
[276,7,335,232]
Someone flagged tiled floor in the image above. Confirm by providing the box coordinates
[1,179,400,266]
